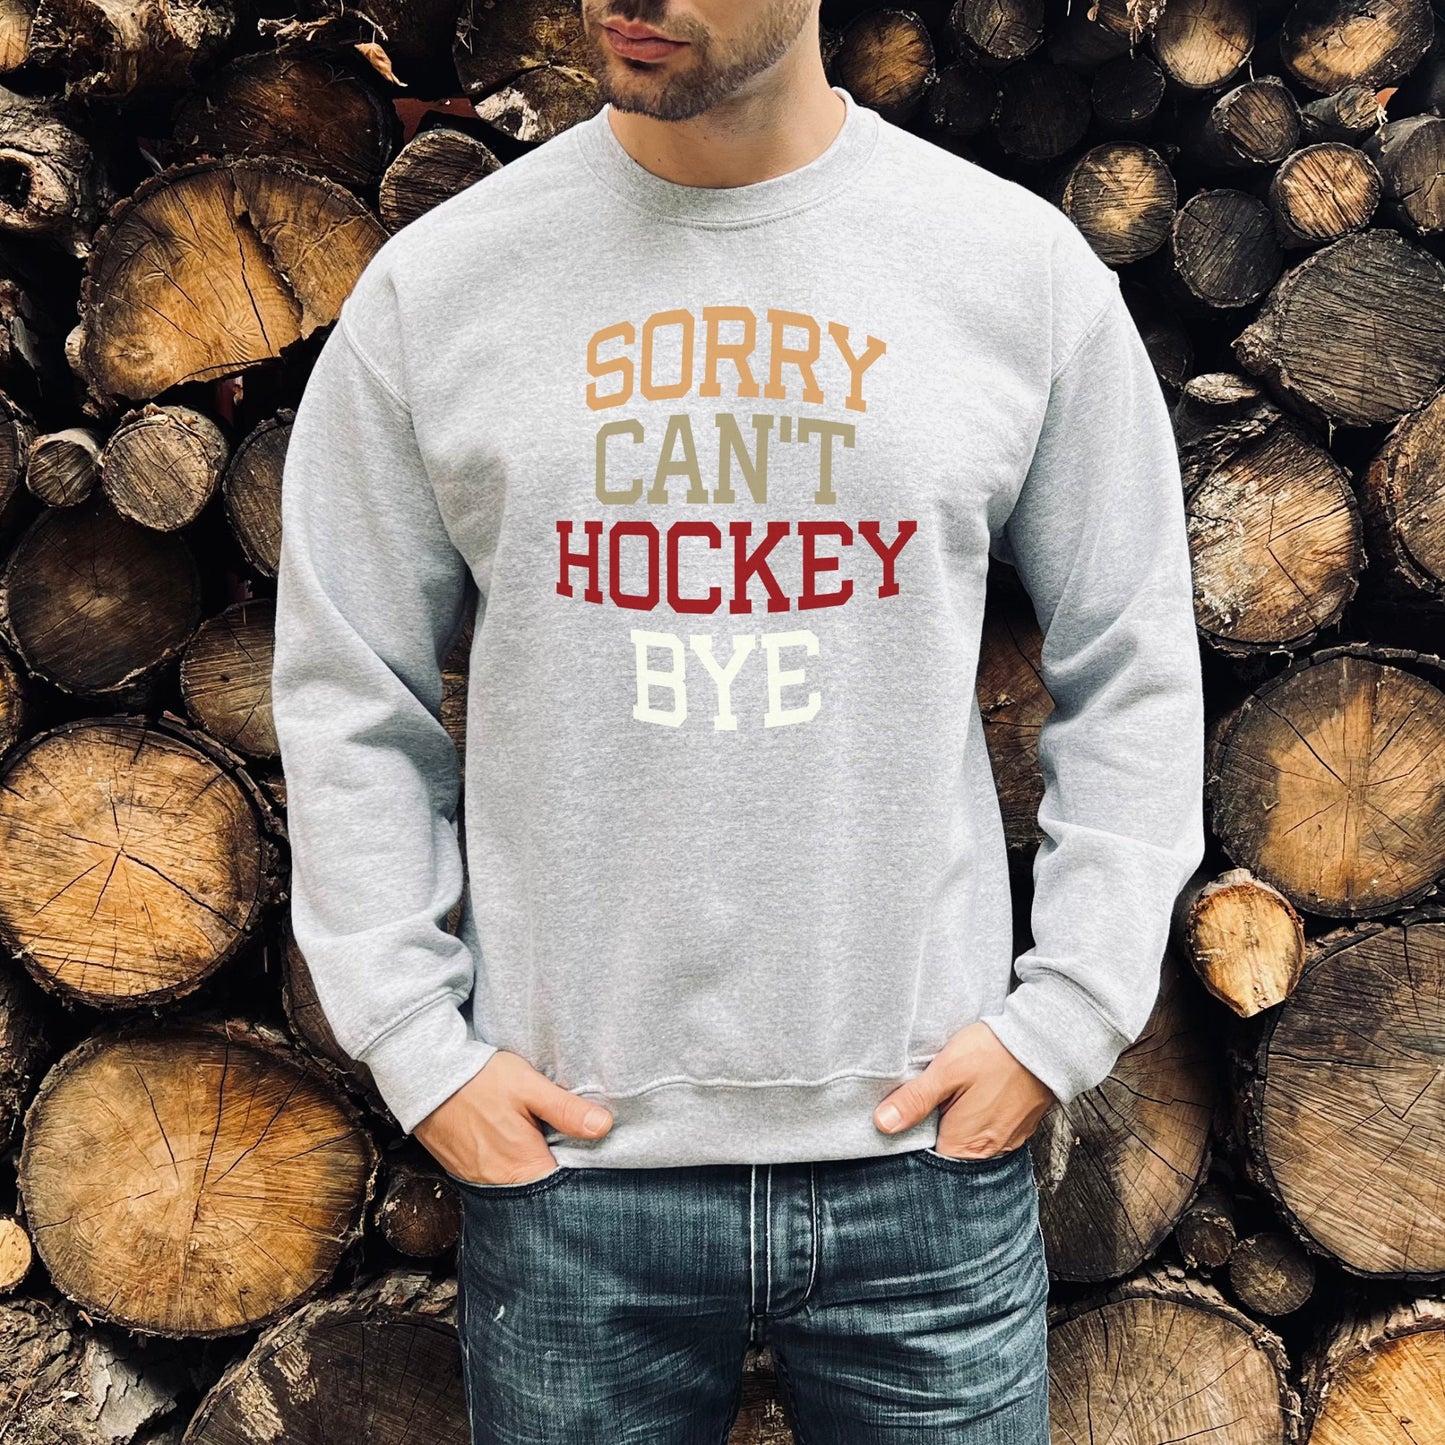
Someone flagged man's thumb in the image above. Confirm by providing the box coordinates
[528,1077,614,1140]
[874,1064,947,1135]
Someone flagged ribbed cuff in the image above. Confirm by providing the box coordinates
[978,971,1136,1108]
[356,992,499,1134]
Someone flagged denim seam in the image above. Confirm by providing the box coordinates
[764,1166,773,1313]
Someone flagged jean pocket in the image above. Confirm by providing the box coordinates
[446,1164,575,1197]
[918,1141,1030,1173]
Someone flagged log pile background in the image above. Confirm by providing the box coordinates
[0,0,1442,1440]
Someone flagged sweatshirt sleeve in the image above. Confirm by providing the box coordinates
[978,274,1206,1107]
[271,307,499,1134]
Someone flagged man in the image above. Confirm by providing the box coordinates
[271,0,1205,1438]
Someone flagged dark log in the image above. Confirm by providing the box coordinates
[1173,371,1281,492]
[0,714,283,1006]
[1361,387,1445,609]
[1174,1178,1239,1270]
[0,963,49,1150]
[925,60,999,137]
[949,0,1045,65]
[1298,84,1386,142]
[1031,950,1218,1283]
[1233,228,1445,428]
[1268,141,1380,247]
[179,598,277,760]
[1160,188,1284,311]
[1089,52,1167,137]
[992,59,1090,161]
[1052,142,1176,264]
[18,1015,378,1336]
[1227,1229,1316,1315]
[1179,77,1301,169]
[25,425,101,506]
[380,127,502,233]
[222,411,288,580]
[170,50,398,190]
[1241,910,1445,1278]
[99,401,229,531]
[375,1152,462,1259]
[1207,645,1445,918]
[1361,114,1445,235]
[74,158,385,409]
[830,9,936,126]
[0,498,201,698]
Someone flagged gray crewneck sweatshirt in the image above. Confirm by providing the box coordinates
[271,84,1205,1169]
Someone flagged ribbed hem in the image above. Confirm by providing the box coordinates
[571,83,880,228]
[357,993,499,1134]
[540,1071,939,1170]
[978,973,1137,1108]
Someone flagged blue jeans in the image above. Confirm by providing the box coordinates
[452,1143,1050,1442]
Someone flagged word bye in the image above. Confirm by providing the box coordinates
[631,628,821,730]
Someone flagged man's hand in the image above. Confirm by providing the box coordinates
[873,1021,1057,1158]
[414,1050,613,1186]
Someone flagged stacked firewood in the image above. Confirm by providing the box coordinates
[0,1,1442,1441]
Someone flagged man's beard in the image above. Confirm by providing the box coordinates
[583,0,815,120]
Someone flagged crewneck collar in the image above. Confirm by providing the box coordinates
[572,84,879,227]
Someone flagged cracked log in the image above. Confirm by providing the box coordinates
[100,402,230,531]
[1184,413,1363,655]
[375,1149,462,1259]
[222,411,288,579]
[1227,1229,1316,1316]
[1301,1294,1445,1442]
[17,1015,378,1337]
[73,157,386,410]
[170,50,398,191]
[1279,0,1434,95]
[1159,187,1285,311]
[179,598,277,761]
[1046,1264,1302,1442]
[1178,77,1301,170]
[184,1269,466,1445]
[1361,385,1445,609]
[1031,948,1219,1283]
[25,424,101,506]
[949,0,1046,66]
[0,714,283,1007]
[1151,0,1255,91]
[1049,141,1176,265]
[0,496,201,699]
[1178,867,1306,1017]
[1360,114,1445,236]
[1239,911,1445,1280]
[826,12,938,128]
[1206,644,1445,918]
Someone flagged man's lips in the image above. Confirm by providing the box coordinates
[603,24,688,60]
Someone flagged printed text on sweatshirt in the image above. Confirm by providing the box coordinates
[271,85,1206,1168]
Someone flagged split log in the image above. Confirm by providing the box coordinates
[1031,949,1218,1283]
[375,1153,462,1259]
[1179,77,1301,169]
[830,10,936,125]
[0,498,201,698]
[0,85,116,257]
[179,599,277,759]
[454,0,600,145]
[1227,1230,1315,1316]
[100,402,229,531]
[1240,911,1445,1278]
[1206,645,1445,918]
[1046,1265,1301,1442]
[977,562,1047,851]
[1184,414,1363,655]
[1279,0,1434,94]
[1301,1295,1445,1442]
[1174,1178,1239,1270]
[1268,142,1380,248]
[183,1269,464,1445]
[0,1289,191,1444]
[0,714,283,1006]
[74,158,386,409]
[27,0,235,101]
[170,51,397,190]
[1151,0,1255,91]
[1159,188,1284,310]
[222,412,288,579]
[25,425,101,506]
[17,1016,378,1336]
[992,60,1090,161]
[1088,52,1167,136]
[1361,386,1445,609]
[380,128,502,233]
[1178,868,1305,1016]
[0,1216,31,1293]
[1233,228,1445,428]
[1051,142,1176,264]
